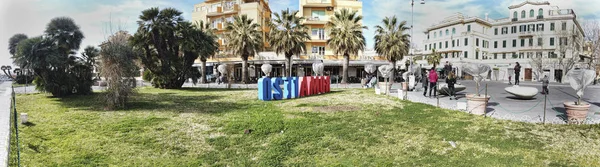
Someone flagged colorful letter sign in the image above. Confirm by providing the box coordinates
[258,76,330,101]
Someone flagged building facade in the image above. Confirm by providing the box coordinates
[421,1,585,82]
[190,0,387,83]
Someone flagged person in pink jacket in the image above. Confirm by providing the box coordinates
[428,67,439,98]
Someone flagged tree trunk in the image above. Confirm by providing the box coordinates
[200,60,207,84]
[242,56,248,84]
[285,55,292,77]
[391,59,396,83]
[342,53,349,84]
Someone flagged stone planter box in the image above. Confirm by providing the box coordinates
[466,94,490,115]
[564,102,590,124]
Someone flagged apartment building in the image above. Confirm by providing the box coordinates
[191,0,272,80]
[421,1,585,82]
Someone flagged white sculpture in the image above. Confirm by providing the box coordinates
[312,62,324,76]
[364,63,376,74]
[261,64,272,77]
[378,65,394,79]
[567,69,595,105]
[218,64,228,75]
[462,63,491,96]
[504,85,538,99]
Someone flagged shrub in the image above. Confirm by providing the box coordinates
[99,31,138,110]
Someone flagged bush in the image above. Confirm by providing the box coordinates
[142,70,153,82]
[15,75,34,84]
[100,31,138,110]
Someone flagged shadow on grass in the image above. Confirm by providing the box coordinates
[54,91,243,114]
[552,106,568,122]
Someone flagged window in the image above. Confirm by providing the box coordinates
[452,40,455,47]
[559,37,568,45]
[467,25,471,32]
[550,37,555,46]
[562,22,567,30]
[550,23,555,31]
[561,52,566,58]
[494,41,498,48]
[457,39,460,47]
[527,52,533,58]
[549,52,557,58]
[538,37,543,46]
[538,8,543,16]
[433,43,436,49]
[425,45,427,51]
[502,27,508,34]
[464,38,468,46]
[530,9,534,17]
[446,29,449,36]
[503,40,506,48]
[536,52,542,58]
[439,42,442,49]
[464,51,468,58]
[434,32,437,38]
[440,30,443,37]
[495,28,498,35]
[312,46,325,55]
[511,26,517,33]
[311,10,326,20]
[521,10,526,18]
[475,51,479,59]
[429,44,432,50]
[476,38,479,46]
[445,41,448,48]
[529,38,533,46]
[445,53,448,58]
[503,53,507,59]
[452,28,456,34]
[494,53,498,59]
[519,53,524,59]
[513,39,517,47]
[537,24,544,31]
[427,34,430,39]
[312,28,325,40]
[521,39,525,47]
[513,11,518,18]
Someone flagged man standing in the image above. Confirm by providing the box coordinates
[444,61,452,79]
[541,75,549,94]
[514,62,521,85]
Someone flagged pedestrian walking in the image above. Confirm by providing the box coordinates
[514,62,521,85]
[508,75,512,85]
[422,71,429,96]
[447,72,457,100]
[542,75,549,94]
[428,67,438,98]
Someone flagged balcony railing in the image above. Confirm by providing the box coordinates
[306,0,332,4]
[537,15,544,19]
[306,17,325,21]
[512,18,518,22]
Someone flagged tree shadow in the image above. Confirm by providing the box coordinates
[552,107,568,122]
[54,91,242,114]
[505,96,538,101]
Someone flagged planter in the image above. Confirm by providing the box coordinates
[563,102,590,123]
[378,82,393,95]
[466,94,490,115]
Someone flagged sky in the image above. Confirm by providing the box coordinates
[1,0,600,67]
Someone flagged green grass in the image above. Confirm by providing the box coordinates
[9,87,600,166]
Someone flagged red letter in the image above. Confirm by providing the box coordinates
[299,77,308,97]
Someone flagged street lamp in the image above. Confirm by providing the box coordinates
[410,0,425,74]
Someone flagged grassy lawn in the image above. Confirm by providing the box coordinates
[9,87,600,166]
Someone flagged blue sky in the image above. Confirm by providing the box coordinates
[1,0,600,66]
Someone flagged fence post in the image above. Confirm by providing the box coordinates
[485,83,488,117]
[543,92,547,124]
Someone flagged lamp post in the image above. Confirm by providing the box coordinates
[409,0,425,74]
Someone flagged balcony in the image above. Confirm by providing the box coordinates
[304,16,328,24]
[537,15,544,19]
[206,4,239,17]
[217,23,224,30]
[304,0,333,7]
[309,35,327,42]
[512,18,518,22]
[262,25,270,33]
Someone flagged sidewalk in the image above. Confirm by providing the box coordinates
[0,82,13,167]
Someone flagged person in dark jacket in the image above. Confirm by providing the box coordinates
[447,72,457,100]
[514,62,521,85]
[422,70,429,96]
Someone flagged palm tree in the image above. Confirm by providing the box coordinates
[9,34,28,68]
[194,21,218,84]
[269,9,311,77]
[326,8,367,83]
[427,48,442,68]
[225,15,263,83]
[374,16,411,81]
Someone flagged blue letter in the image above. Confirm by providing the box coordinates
[271,77,283,100]
[258,77,272,101]
[282,77,292,99]
[291,77,299,98]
